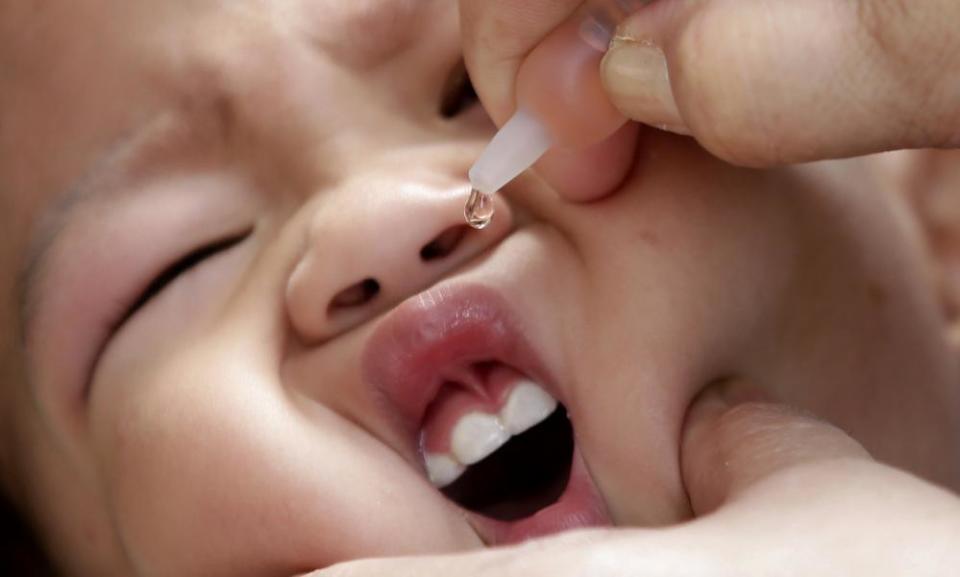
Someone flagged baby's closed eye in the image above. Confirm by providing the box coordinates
[115,228,253,331]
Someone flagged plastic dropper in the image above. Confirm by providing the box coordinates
[465,0,644,229]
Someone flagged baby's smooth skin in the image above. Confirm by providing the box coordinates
[1,1,960,576]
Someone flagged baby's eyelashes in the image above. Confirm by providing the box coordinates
[118,229,253,327]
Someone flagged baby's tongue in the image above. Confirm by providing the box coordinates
[420,365,558,488]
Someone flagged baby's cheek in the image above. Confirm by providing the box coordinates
[94,366,313,575]
[90,355,478,576]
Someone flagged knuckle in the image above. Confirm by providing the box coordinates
[855,0,960,145]
[673,5,779,165]
[855,0,910,55]
[854,0,923,105]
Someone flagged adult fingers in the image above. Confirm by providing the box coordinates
[603,0,960,166]
[680,380,872,516]
[459,0,583,126]
[679,380,960,577]
[461,1,641,202]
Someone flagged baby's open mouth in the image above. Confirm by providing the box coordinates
[421,363,575,521]
[363,284,609,544]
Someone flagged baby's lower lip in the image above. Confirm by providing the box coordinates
[466,448,611,545]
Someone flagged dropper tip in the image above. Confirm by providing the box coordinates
[467,108,553,196]
[464,187,495,230]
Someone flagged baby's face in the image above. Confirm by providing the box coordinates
[2,1,959,576]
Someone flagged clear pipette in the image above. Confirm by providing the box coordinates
[465,0,645,229]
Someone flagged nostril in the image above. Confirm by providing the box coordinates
[420,226,469,262]
[329,278,381,311]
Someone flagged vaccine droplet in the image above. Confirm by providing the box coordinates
[464,188,495,230]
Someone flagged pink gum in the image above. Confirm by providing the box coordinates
[420,366,528,454]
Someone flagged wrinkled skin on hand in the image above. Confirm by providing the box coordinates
[460,0,960,201]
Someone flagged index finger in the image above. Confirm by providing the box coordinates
[681,381,872,516]
[460,1,641,202]
[460,0,582,125]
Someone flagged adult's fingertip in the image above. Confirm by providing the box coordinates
[536,122,641,202]
[681,380,871,516]
[516,17,627,148]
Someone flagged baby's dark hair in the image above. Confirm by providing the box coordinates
[1,491,56,576]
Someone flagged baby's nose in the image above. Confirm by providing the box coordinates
[285,181,512,342]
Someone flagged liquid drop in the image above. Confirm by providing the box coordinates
[464,188,495,230]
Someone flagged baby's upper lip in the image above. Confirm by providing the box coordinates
[361,283,556,446]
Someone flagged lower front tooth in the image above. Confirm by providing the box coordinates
[451,412,510,466]
[425,453,466,488]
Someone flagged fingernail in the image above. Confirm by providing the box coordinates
[602,37,684,132]
[579,14,615,52]
[581,0,654,52]
[690,379,773,419]
[686,379,773,439]
[689,382,731,420]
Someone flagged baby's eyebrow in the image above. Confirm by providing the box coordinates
[16,95,238,345]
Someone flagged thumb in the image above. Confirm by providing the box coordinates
[603,0,960,166]
[680,380,872,516]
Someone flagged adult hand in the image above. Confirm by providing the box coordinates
[309,383,960,576]
[460,0,960,201]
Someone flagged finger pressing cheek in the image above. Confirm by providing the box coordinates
[680,380,872,516]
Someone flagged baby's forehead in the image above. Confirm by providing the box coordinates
[0,0,452,166]
[2,0,445,84]
[0,0,452,270]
